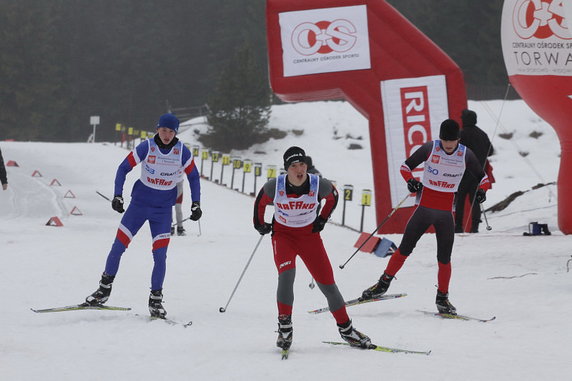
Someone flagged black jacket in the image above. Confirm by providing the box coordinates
[0,149,7,185]
[459,124,493,168]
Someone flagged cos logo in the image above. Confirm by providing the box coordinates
[291,19,358,56]
[513,0,571,39]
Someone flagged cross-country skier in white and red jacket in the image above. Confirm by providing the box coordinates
[254,146,371,352]
[360,119,490,315]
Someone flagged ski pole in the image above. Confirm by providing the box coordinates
[171,217,191,228]
[96,191,111,202]
[198,219,202,236]
[480,203,492,231]
[339,194,409,269]
[219,234,265,313]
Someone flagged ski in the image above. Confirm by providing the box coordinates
[281,349,289,360]
[323,341,431,355]
[308,293,407,314]
[146,315,193,328]
[31,303,131,313]
[417,310,496,323]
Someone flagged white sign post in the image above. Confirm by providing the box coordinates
[90,115,100,143]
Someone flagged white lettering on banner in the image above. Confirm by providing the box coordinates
[279,5,371,77]
[401,87,431,179]
[501,0,572,76]
[380,75,449,209]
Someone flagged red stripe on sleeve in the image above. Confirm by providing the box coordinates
[400,164,414,181]
[319,191,337,219]
[253,191,273,227]
[184,160,196,175]
[127,152,137,168]
[479,175,491,191]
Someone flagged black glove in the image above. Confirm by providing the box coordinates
[190,201,202,221]
[407,178,423,193]
[255,222,272,235]
[476,188,486,203]
[111,195,124,213]
[312,216,328,233]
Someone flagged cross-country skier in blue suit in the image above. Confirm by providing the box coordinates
[85,113,202,318]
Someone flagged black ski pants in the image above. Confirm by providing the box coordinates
[399,205,455,264]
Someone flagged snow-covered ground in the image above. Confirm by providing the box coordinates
[1,100,570,381]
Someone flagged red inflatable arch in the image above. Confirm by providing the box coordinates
[502,0,572,234]
[266,0,467,233]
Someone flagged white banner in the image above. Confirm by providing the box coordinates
[279,5,371,77]
[381,75,449,208]
[501,0,572,76]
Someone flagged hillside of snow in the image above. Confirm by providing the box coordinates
[1,100,570,381]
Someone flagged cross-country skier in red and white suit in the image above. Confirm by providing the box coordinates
[254,146,371,351]
[361,119,491,315]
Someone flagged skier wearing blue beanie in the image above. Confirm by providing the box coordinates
[85,113,202,318]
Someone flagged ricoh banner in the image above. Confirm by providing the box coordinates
[381,75,449,209]
[279,5,371,77]
[501,0,572,76]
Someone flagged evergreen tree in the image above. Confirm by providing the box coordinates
[203,42,271,152]
[0,1,65,140]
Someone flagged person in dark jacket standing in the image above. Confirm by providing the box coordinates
[0,148,8,190]
[305,156,322,177]
[455,109,494,233]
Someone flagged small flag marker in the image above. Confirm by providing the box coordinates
[70,206,83,216]
[46,217,64,226]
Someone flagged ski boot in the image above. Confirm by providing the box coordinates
[436,291,457,315]
[149,289,167,318]
[176,226,186,236]
[276,314,293,350]
[338,320,371,348]
[361,273,394,301]
[85,273,115,305]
